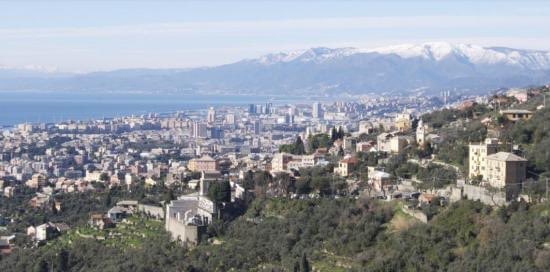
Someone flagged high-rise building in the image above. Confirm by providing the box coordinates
[253,120,262,135]
[207,107,216,124]
[225,113,235,126]
[192,121,208,138]
[288,106,297,116]
[265,103,273,114]
[312,102,323,119]
[248,104,257,114]
[210,126,224,139]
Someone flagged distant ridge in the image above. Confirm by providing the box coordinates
[1,42,549,96]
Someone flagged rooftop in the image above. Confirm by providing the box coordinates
[486,152,527,162]
[500,109,533,114]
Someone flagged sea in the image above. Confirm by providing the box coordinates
[0,91,319,127]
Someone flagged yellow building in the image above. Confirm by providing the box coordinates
[395,113,412,132]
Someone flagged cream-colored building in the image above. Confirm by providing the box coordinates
[358,120,375,134]
[271,153,294,172]
[499,109,533,122]
[377,132,408,154]
[468,138,499,179]
[334,156,358,177]
[416,119,427,147]
[272,153,326,173]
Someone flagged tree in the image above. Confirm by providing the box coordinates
[34,259,48,272]
[337,126,344,139]
[294,136,305,155]
[243,170,255,190]
[99,173,109,182]
[56,249,69,272]
[337,147,344,157]
[301,253,310,272]
[331,127,338,142]
[208,180,231,203]
[307,135,319,152]
[293,261,300,272]
[104,190,113,207]
[307,134,331,152]
[276,173,295,196]
[163,188,176,204]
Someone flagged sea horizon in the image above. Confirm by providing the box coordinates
[0,91,328,126]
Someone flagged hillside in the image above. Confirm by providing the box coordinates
[2,198,550,271]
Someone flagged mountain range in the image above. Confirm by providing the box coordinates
[1,42,549,96]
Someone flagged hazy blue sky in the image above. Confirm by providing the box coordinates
[0,1,548,72]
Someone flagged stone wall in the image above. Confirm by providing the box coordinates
[138,204,164,219]
[462,184,507,206]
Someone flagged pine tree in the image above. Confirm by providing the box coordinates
[301,253,310,272]
[331,127,338,142]
[338,146,345,157]
[56,249,69,272]
[337,126,344,139]
[294,136,305,155]
[293,261,300,272]
[104,190,112,207]
[51,201,58,214]
[34,259,48,272]
[163,188,176,204]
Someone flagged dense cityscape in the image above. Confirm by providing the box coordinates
[1,84,550,270]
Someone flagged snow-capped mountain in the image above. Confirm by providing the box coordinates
[253,47,358,65]
[0,42,549,95]
[252,42,550,70]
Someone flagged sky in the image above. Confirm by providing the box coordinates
[0,0,549,72]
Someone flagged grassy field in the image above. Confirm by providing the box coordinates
[48,215,165,250]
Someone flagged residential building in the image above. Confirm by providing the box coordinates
[395,113,412,132]
[468,138,499,179]
[500,109,533,122]
[192,121,208,138]
[334,156,358,177]
[187,155,218,172]
[486,152,527,199]
[377,132,408,154]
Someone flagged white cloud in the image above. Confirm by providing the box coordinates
[1,14,549,71]
[0,15,548,39]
